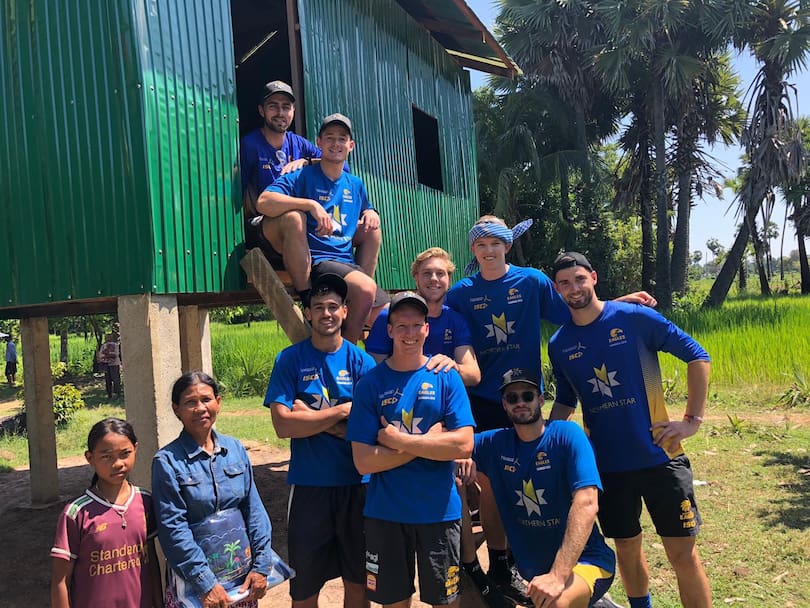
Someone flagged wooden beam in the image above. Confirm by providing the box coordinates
[240,248,311,343]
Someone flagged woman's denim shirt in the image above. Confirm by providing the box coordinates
[151,430,273,597]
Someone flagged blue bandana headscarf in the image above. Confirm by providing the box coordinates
[464,219,533,275]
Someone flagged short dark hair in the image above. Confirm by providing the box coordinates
[171,371,220,405]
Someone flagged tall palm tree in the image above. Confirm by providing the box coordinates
[704,0,810,307]
[780,116,810,293]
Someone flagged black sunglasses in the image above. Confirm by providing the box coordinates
[504,391,537,405]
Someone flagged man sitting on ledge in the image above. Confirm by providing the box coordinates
[257,112,384,343]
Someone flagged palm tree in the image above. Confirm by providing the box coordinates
[781,116,810,293]
[704,0,810,307]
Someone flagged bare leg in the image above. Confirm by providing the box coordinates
[613,534,650,599]
[343,271,376,343]
[263,211,311,292]
[292,594,319,608]
[353,226,381,278]
[343,580,369,608]
[458,479,477,564]
[662,536,712,608]
[477,474,508,552]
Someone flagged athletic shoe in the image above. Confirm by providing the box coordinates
[592,593,626,608]
[463,564,514,608]
[489,564,532,606]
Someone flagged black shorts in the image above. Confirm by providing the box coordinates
[245,217,285,266]
[364,518,461,605]
[287,484,367,600]
[598,455,702,539]
[468,394,510,432]
[312,261,390,308]
[4,361,16,376]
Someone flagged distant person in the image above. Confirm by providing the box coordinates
[243,82,380,310]
[347,292,475,608]
[464,368,616,608]
[258,113,385,342]
[4,335,17,385]
[50,418,163,608]
[97,334,122,398]
[264,273,375,608]
[548,252,712,608]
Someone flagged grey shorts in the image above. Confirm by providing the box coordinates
[364,518,461,605]
[287,484,367,600]
[312,260,389,308]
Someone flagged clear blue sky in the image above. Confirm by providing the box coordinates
[464,0,808,261]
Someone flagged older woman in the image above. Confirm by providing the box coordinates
[152,372,273,608]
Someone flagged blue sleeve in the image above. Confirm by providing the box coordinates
[346,376,380,445]
[151,451,219,596]
[264,351,296,408]
[266,169,300,196]
[442,372,476,430]
[561,423,602,492]
[635,306,710,363]
[364,310,392,356]
[234,440,274,577]
[472,431,495,478]
[549,334,578,408]
[359,180,373,212]
[302,137,320,160]
[359,350,379,374]
[536,271,571,325]
[451,310,473,348]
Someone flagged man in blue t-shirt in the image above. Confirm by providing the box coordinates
[347,291,475,608]
[264,273,376,608]
[258,112,384,343]
[548,252,712,608]
[467,367,616,608]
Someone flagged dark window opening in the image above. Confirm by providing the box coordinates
[412,106,443,191]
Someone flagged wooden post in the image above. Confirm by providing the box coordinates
[20,317,59,504]
[240,248,311,343]
[178,305,213,375]
[118,295,183,488]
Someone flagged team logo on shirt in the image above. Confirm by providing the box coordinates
[515,479,547,516]
[393,407,424,434]
[380,388,403,407]
[609,328,627,346]
[588,364,621,397]
[471,295,491,310]
[536,451,551,470]
[336,369,353,386]
[332,205,347,233]
[418,382,436,399]
[485,313,515,344]
[298,387,335,410]
[506,288,523,304]
[443,328,453,343]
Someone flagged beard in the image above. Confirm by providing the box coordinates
[565,289,593,310]
[507,404,542,426]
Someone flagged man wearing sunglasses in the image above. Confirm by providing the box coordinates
[548,252,712,608]
[462,367,616,608]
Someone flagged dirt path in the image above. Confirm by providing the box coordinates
[0,441,486,608]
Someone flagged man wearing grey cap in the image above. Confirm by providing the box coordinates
[258,112,384,343]
[347,291,475,608]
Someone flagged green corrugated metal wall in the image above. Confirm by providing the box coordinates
[0,0,242,309]
[297,0,479,289]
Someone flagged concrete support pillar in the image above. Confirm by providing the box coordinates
[118,294,183,488]
[178,305,212,375]
[20,317,59,504]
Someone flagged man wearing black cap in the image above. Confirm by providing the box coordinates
[347,292,475,608]
[258,112,384,343]
[463,367,617,608]
[264,273,376,608]
[548,252,712,608]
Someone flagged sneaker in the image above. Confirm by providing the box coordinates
[489,564,532,606]
[464,564,514,608]
[592,593,626,608]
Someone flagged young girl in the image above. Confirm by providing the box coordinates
[50,418,163,607]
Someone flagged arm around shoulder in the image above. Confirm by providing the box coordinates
[549,402,576,421]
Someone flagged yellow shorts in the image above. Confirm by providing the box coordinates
[571,563,614,596]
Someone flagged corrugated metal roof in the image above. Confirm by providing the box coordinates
[394,0,520,78]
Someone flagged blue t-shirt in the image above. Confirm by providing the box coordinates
[267,165,373,264]
[240,130,321,197]
[364,305,473,358]
[264,339,376,486]
[548,301,710,473]
[346,363,476,524]
[445,265,570,402]
[473,422,615,580]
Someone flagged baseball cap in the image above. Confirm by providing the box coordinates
[319,112,352,137]
[499,368,541,392]
[309,273,348,304]
[388,291,428,320]
[262,80,295,102]
[552,251,593,280]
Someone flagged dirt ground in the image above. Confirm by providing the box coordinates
[0,439,489,608]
